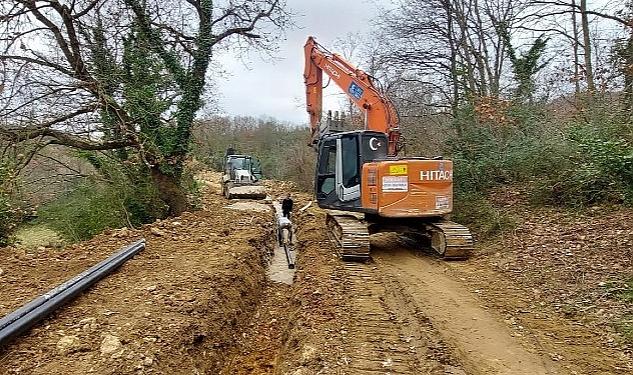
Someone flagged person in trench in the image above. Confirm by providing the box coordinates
[282,194,294,219]
[278,194,294,247]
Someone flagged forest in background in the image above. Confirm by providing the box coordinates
[1,0,633,244]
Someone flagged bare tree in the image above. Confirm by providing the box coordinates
[571,0,581,95]
[579,0,595,92]
[374,0,528,113]
[0,0,289,214]
[526,0,632,96]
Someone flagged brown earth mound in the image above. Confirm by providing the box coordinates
[0,178,273,374]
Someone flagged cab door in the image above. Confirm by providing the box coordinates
[315,138,337,206]
[315,134,362,209]
[335,135,360,202]
[251,158,263,180]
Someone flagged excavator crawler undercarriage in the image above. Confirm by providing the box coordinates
[426,220,473,259]
[326,212,371,260]
[325,211,473,260]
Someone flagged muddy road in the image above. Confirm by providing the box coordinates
[1,174,632,374]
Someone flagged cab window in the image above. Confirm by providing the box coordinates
[341,136,359,188]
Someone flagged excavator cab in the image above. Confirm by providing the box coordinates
[315,130,388,212]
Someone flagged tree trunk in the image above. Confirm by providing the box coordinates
[150,166,189,216]
[580,0,595,94]
[446,1,460,115]
[572,0,581,96]
[624,33,633,114]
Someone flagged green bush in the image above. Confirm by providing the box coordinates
[0,193,14,246]
[38,170,167,242]
[449,100,633,209]
[38,182,127,241]
[449,102,566,192]
[452,191,516,240]
[0,162,23,246]
[533,124,633,207]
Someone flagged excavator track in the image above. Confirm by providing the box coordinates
[326,212,370,260]
[325,211,472,260]
[426,220,473,260]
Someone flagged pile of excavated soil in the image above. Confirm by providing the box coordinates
[0,182,273,374]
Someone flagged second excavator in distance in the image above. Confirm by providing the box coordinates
[303,36,473,260]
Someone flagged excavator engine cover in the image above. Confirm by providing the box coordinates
[361,159,453,218]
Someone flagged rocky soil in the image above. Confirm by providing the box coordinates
[0,174,273,374]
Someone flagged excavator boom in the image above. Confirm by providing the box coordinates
[303,36,401,156]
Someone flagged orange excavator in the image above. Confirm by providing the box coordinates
[303,36,473,259]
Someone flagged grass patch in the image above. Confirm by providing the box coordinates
[605,278,633,303]
[38,182,131,242]
[615,315,633,344]
[14,223,64,248]
[38,176,166,243]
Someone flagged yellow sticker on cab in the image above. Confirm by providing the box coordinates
[389,164,408,175]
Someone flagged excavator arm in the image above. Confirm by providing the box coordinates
[303,36,401,156]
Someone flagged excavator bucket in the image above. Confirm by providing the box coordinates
[224,183,267,200]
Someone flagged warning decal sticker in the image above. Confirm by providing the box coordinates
[389,164,408,175]
[382,176,408,192]
[435,196,450,210]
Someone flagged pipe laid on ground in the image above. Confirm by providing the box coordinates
[0,239,145,348]
[277,215,295,269]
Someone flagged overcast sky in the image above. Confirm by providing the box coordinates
[214,0,385,125]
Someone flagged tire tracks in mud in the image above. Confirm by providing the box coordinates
[340,261,462,374]
[277,208,562,374]
[213,196,631,375]
[372,246,561,375]
[217,194,633,375]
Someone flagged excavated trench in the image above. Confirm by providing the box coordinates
[217,197,300,374]
[0,180,280,375]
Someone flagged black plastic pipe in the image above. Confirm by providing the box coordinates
[0,239,145,348]
[283,242,295,269]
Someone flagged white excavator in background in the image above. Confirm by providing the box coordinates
[221,148,268,200]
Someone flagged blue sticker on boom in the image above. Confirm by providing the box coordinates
[348,81,364,100]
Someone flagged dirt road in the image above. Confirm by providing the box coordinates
[2,175,632,374]
[275,206,633,374]
[374,246,558,374]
